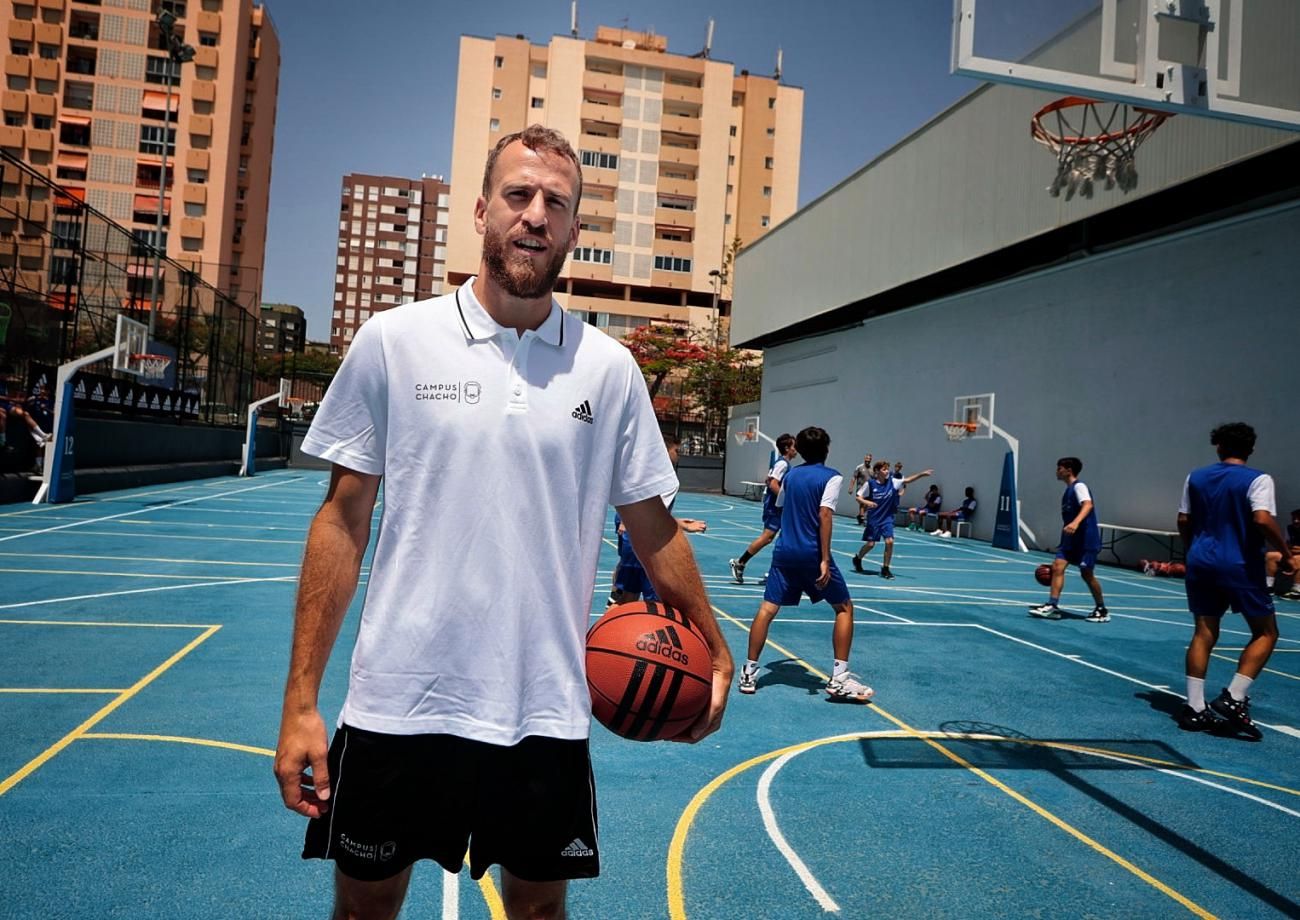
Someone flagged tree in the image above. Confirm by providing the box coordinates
[623,323,709,400]
[255,349,341,380]
[684,338,762,437]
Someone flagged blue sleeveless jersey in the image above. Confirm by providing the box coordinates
[1185,462,1269,584]
[762,457,789,519]
[773,463,840,566]
[865,477,900,529]
[1060,481,1100,551]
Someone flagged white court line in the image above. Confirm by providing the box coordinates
[0,477,304,543]
[758,750,841,912]
[443,868,458,919]
[0,551,300,568]
[0,575,297,610]
[0,527,306,546]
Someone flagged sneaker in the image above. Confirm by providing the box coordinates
[939,530,953,538]
[856,516,865,525]
[1280,588,1300,601]
[852,555,864,574]
[758,572,768,585]
[880,566,894,580]
[729,559,745,585]
[1209,689,1263,740]
[1176,705,1221,732]
[738,668,757,695]
[930,529,943,536]
[826,672,874,702]
[1085,606,1110,623]
[1028,603,1062,619]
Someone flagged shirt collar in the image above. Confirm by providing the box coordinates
[454,277,566,347]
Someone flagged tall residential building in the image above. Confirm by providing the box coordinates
[257,299,302,355]
[0,0,280,314]
[331,172,450,354]
[445,25,802,339]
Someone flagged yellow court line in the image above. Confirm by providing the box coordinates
[672,606,1218,920]
[1210,652,1299,682]
[77,732,507,919]
[0,618,219,629]
[0,624,221,797]
[0,688,125,694]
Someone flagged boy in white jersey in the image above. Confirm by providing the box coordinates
[730,433,796,584]
[737,426,873,702]
[273,126,732,920]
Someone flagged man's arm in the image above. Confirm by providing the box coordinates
[1255,510,1297,575]
[1064,500,1092,534]
[273,464,380,819]
[619,496,733,742]
[816,506,833,589]
[1176,512,1193,550]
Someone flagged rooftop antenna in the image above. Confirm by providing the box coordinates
[704,18,714,58]
[775,46,782,80]
[570,0,578,38]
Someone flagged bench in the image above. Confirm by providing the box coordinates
[740,481,765,501]
[1098,522,1183,565]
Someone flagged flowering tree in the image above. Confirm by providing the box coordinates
[623,323,709,400]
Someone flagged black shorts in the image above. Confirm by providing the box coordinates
[303,725,599,883]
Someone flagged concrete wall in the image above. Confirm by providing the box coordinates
[740,200,1298,550]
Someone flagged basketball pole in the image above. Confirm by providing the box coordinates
[32,342,120,505]
[979,414,1038,552]
[239,379,289,476]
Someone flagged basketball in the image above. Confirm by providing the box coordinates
[1034,564,1053,586]
[586,601,712,742]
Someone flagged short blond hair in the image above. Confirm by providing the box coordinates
[481,124,583,208]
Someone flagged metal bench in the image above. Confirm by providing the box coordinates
[740,481,765,501]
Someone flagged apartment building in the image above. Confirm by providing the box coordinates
[257,299,301,355]
[331,172,450,353]
[445,25,802,340]
[0,0,279,315]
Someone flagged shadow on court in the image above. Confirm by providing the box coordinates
[755,659,825,696]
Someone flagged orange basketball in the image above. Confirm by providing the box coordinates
[586,601,712,742]
[1035,564,1053,586]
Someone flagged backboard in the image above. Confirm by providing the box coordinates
[953,393,995,439]
[952,0,1300,130]
[113,314,149,373]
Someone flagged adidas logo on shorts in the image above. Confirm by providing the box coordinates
[561,838,594,857]
[571,400,594,424]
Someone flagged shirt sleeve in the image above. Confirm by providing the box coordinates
[1073,482,1093,504]
[609,351,678,507]
[770,458,789,483]
[1178,476,1191,514]
[300,317,388,475]
[821,475,842,508]
[1247,474,1276,515]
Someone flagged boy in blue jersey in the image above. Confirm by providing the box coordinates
[730,434,797,585]
[1175,423,1292,738]
[933,487,977,538]
[1028,457,1110,622]
[851,462,931,579]
[737,427,873,702]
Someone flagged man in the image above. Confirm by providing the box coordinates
[933,486,977,538]
[906,483,942,531]
[852,461,932,579]
[730,433,796,585]
[1176,423,1292,739]
[609,434,708,606]
[274,125,732,920]
[1029,457,1110,623]
[1263,508,1300,601]
[850,452,872,524]
[738,426,873,702]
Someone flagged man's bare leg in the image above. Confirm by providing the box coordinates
[501,870,568,920]
[332,866,412,920]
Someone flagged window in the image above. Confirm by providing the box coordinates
[579,150,617,170]
[145,56,181,85]
[764,157,773,169]
[489,118,500,131]
[725,214,732,225]
[572,247,612,264]
[531,63,546,78]
[494,55,504,68]
[492,87,502,100]
[727,155,734,166]
[766,127,775,136]
[139,123,176,155]
[654,255,691,273]
[531,97,543,109]
[198,32,217,46]
[762,186,771,197]
[729,125,736,137]
[725,184,733,195]
[760,216,770,227]
[768,97,776,108]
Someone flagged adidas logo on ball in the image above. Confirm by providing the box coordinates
[635,628,689,665]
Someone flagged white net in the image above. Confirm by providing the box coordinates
[135,354,172,381]
[1031,97,1170,200]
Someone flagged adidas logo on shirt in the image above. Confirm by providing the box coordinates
[561,838,594,858]
[571,400,594,424]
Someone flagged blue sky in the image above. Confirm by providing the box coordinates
[259,1,992,340]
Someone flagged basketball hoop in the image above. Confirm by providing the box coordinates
[1031,96,1170,200]
[733,429,756,446]
[132,353,172,382]
[943,422,978,442]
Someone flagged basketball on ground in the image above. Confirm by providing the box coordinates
[1034,564,1053,586]
[586,601,712,741]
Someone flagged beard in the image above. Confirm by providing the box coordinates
[482,224,569,300]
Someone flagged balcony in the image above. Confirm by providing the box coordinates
[35,22,62,44]
[37,0,63,10]
[580,165,618,188]
[186,148,209,170]
[580,100,621,127]
[196,10,220,34]
[578,133,619,156]
[660,113,700,137]
[182,183,205,205]
[2,91,26,114]
[8,20,34,42]
[654,207,695,230]
[662,82,703,106]
[578,228,614,251]
[26,128,52,151]
[189,114,212,136]
[193,46,217,69]
[0,126,24,151]
[578,196,614,221]
[656,175,696,198]
[653,239,693,261]
[4,56,32,79]
[190,79,216,103]
[180,217,203,240]
[31,57,59,82]
[582,69,623,94]
[659,145,699,168]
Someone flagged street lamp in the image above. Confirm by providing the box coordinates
[146,9,195,339]
[708,268,723,348]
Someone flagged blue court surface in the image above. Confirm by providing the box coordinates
[1,470,1298,919]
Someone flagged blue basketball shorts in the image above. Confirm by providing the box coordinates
[613,558,658,601]
[762,506,782,532]
[763,561,851,607]
[1185,575,1276,619]
[1056,544,1098,571]
[862,520,894,543]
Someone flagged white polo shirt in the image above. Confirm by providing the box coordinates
[301,280,677,745]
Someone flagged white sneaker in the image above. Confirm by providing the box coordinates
[940,530,953,538]
[1028,603,1062,620]
[738,667,757,695]
[826,672,874,702]
[728,558,745,585]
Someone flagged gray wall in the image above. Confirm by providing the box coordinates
[732,200,1298,548]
